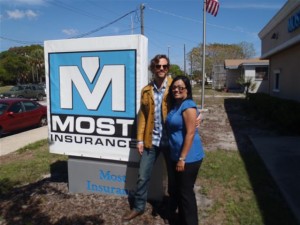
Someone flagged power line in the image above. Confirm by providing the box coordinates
[146,26,199,45]
[47,0,140,35]
[0,36,43,45]
[148,6,203,24]
[102,27,140,36]
[85,0,122,17]
[45,0,105,21]
[148,5,256,36]
[70,9,138,38]
[1,8,139,47]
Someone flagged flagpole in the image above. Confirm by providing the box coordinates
[201,0,206,109]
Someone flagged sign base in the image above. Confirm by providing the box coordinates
[68,155,166,201]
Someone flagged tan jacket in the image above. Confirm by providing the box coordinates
[137,76,172,148]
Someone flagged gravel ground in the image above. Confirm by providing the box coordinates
[0,178,214,225]
[0,97,275,225]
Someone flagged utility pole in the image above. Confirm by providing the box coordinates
[201,0,207,109]
[140,4,145,35]
[184,44,186,75]
[190,54,193,76]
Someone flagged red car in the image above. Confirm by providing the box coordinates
[0,98,47,137]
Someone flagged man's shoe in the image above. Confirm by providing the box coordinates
[122,210,143,221]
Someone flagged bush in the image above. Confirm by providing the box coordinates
[247,93,300,134]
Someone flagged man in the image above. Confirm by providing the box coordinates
[122,54,175,223]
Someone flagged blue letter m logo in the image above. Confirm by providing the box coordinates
[49,50,136,118]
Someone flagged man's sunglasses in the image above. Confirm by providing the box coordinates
[155,64,169,70]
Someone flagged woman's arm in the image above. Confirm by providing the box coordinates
[176,107,197,171]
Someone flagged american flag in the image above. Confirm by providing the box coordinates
[206,0,219,17]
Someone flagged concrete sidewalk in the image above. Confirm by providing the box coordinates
[250,136,300,224]
[0,126,48,156]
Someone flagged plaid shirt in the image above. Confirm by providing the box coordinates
[152,79,167,147]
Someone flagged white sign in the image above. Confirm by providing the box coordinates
[44,35,148,162]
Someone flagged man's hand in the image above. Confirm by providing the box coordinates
[137,142,144,155]
[196,113,203,128]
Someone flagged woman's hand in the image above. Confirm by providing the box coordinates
[176,160,185,172]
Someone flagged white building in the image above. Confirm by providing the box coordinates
[224,59,269,93]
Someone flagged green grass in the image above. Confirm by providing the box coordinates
[198,150,261,224]
[0,140,297,224]
[192,84,245,107]
[0,139,67,194]
[201,150,250,189]
[198,150,298,225]
[0,85,13,93]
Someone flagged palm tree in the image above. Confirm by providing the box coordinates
[236,76,257,98]
[28,49,44,83]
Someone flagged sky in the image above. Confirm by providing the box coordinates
[0,0,287,69]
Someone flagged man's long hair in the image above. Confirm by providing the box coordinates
[149,54,170,74]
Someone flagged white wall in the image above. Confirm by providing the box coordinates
[226,69,241,89]
[244,65,269,93]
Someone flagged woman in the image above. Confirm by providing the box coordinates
[166,75,205,225]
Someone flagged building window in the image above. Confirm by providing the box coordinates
[273,70,280,92]
[255,67,268,80]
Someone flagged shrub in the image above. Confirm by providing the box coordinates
[247,93,300,134]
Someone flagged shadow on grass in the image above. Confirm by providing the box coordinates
[0,160,106,225]
[224,98,298,225]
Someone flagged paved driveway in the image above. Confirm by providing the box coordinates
[0,126,48,156]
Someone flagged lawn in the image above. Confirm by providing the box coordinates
[0,141,297,224]
[0,140,67,194]
[0,86,13,94]
[197,150,297,225]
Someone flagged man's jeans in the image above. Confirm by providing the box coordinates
[133,145,163,212]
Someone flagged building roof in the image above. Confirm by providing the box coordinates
[224,58,269,69]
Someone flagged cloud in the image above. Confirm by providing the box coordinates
[6,9,38,19]
[25,9,37,18]
[62,29,79,36]
[0,0,46,6]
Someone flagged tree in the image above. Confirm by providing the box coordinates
[239,41,256,59]
[0,52,29,84]
[188,47,202,75]
[236,76,257,98]
[187,42,256,79]
[191,70,202,83]
[169,64,184,78]
[0,45,44,85]
[27,48,45,83]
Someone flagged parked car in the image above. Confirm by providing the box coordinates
[0,84,45,101]
[39,82,47,96]
[0,98,47,137]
